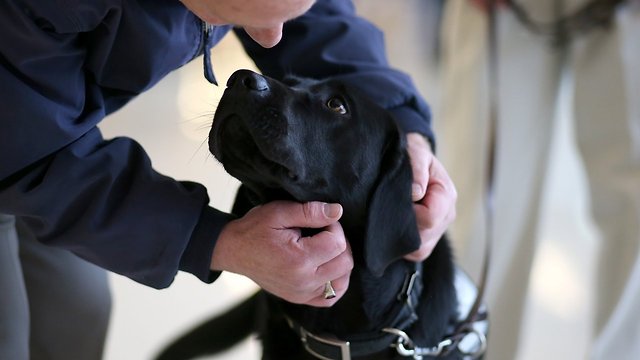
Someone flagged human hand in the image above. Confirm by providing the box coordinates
[211,201,353,307]
[404,133,457,262]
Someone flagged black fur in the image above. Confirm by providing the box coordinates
[156,70,458,359]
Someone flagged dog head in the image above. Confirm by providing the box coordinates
[209,69,421,277]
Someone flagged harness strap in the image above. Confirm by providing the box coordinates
[384,267,490,359]
[438,0,499,357]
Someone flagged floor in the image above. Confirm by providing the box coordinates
[101,2,598,359]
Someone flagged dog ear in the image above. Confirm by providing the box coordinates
[364,135,421,277]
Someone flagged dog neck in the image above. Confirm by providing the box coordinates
[280,204,421,328]
[280,260,424,358]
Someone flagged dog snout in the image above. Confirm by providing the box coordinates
[227,70,269,92]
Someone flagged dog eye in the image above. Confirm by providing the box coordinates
[326,97,347,115]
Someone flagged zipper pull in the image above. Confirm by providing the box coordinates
[202,22,217,85]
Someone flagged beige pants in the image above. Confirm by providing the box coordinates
[438,1,640,359]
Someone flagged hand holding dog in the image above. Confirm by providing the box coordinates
[405,133,458,262]
[211,201,353,307]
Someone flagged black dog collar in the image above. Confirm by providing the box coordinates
[286,263,423,360]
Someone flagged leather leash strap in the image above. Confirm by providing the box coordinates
[469,0,623,335]
[445,0,498,354]
[478,0,498,321]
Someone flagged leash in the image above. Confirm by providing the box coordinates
[385,0,500,357]
[425,0,499,357]
[469,0,498,333]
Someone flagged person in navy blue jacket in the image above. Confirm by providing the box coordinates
[0,0,457,358]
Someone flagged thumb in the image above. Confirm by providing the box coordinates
[407,133,431,201]
[279,201,343,229]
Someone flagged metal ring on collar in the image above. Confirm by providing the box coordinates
[456,328,487,358]
[382,327,454,358]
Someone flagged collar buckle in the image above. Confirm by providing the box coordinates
[398,263,422,310]
[286,316,352,360]
[299,327,351,360]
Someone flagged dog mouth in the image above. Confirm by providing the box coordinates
[210,110,300,186]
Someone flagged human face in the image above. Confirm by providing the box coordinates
[180,0,316,48]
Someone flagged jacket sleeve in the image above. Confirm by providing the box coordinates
[234,0,434,146]
[0,0,231,288]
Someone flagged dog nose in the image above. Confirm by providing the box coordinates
[227,70,269,91]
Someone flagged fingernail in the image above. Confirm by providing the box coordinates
[412,184,423,199]
[323,203,342,218]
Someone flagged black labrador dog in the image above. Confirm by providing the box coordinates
[157,70,465,360]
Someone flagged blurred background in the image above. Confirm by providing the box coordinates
[99,1,598,359]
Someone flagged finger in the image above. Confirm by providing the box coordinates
[273,201,343,229]
[305,273,351,307]
[421,185,448,228]
[403,204,442,261]
[406,133,431,201]
[300,221,349,265]
[404,158,457,262]
[404,196,456,263]
[313,235,353,279]
[420,159,457,227]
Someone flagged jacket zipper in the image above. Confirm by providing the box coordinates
[199,20,217,85]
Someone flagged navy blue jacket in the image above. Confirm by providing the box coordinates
[0,0,432,288]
